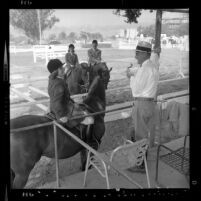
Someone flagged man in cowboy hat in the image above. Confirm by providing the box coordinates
[127,41,160,171]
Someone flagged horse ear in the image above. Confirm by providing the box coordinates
[109,67,113,72]
[81,63,89,70]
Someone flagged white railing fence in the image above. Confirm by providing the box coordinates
[33,45,68,64]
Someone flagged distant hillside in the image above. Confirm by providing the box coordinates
[10,24,138,39]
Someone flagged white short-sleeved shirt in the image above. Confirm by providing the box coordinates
[130,53,160,98]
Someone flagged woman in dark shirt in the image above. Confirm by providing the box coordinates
[47,59,70,122]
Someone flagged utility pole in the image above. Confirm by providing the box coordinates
[154,9,163,56]
[37,9,42,45]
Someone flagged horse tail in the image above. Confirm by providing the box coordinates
[10,169,15,188]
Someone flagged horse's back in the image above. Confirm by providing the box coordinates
[10,115,50,130]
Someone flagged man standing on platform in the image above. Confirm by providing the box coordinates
[127,41,160,171]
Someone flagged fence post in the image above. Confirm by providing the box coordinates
[45,46,48,64]
[53,122,60,188]
[154,10,163,56]
[33,46,36,63]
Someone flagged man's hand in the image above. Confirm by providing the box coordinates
[153,47,161,55]
[126,68,132,78]
[59,116,68,123]
[126,64,135,78]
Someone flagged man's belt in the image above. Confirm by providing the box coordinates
[133,97,154,101]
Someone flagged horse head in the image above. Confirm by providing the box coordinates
[79,62,91,92]
[91,62,112,90]
[80,62,90,81]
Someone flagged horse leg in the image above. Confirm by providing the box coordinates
[80,149,87,171]
[11,151,42,189]
[11,156,41,189]
[90,118,105,149]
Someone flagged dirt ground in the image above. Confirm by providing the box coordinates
[10,48,189,188]
[25,111,187,189]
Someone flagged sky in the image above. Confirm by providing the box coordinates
[53,9,187,27]
[10,9,188,38]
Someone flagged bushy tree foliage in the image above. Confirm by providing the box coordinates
[114,9,153,23]
[10,9,59,43]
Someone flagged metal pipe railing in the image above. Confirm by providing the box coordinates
[10,92,189,188]
[68,92,189,121]
[10,122,52,133]
[69,105,133,121]
[10,77,189,109]
[53,123,60,187]
[53,121,144,188]
[10,92,189,133]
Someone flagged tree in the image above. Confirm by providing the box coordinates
[91,32,103,42]
[67,32,77,43]
[79,31,88,44]
[177,23,189,36]
[48,33,57,41]
[10,34,15,42]
[137,25,155,37]
[10,9,59,43]
[114,9,153,23]
[114,9,162,51]
[58,31,67,41]
[161,23,189,37]
[12,35,28,45]
[79,31,104,43]
[110,35,116,40]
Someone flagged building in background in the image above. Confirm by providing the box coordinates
[117,28,139,49]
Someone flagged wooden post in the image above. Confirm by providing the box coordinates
[154,10,163,56]
[37,9,42,45]
[154,9,163,146]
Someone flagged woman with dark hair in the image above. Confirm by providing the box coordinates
[88,40,102,66]
[65,44,79,69]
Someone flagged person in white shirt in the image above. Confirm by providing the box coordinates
[127,41,160,171]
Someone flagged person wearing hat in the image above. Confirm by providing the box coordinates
[65,44,79,69]
[88,40,102,66]
[127,41,160,171]
[47,59,70,123]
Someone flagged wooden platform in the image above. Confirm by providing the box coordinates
[37,137,189,189]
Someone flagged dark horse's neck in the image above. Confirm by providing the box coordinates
[86,72,106,112]
[89,65,106,104]
[92,79,106,106]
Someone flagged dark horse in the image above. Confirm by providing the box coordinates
[65,63,89,95]
[10,62,112,189]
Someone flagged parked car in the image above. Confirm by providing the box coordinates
[48,40,61,45]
